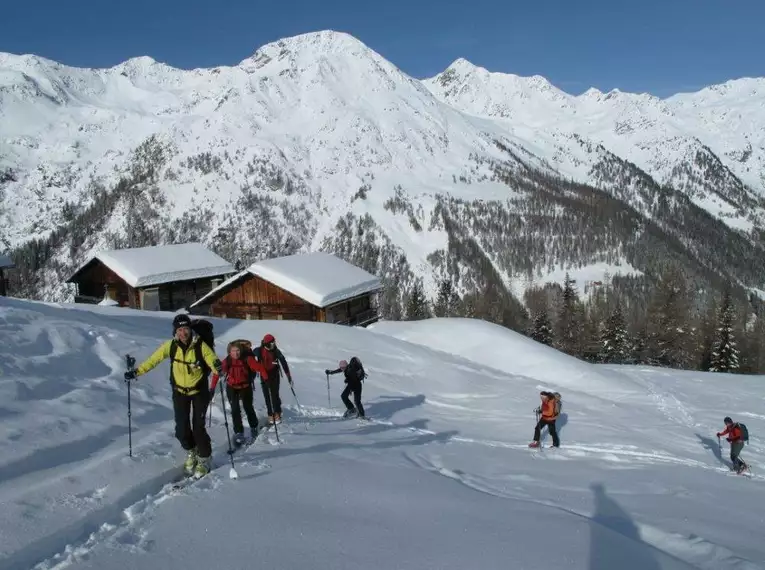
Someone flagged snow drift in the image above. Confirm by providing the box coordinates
[1,297,764,569]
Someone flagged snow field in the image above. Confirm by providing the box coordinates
[0,296,764,569]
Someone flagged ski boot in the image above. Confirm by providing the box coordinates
[268,414,275,425]
[274,412,282,424]
[194,455,211,478]
[183,449,199,475]
[343,407,357,419]
[250,426,259,441]
[234,432,246,447]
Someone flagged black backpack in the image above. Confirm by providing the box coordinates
[738,422,750,444]
[348,356,367,382]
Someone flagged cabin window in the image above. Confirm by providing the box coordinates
[140,287,160,311]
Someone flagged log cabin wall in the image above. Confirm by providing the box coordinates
[71,261,136,307]
[156,279,217,312]
[209,274,320,321]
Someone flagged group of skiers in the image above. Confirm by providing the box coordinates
[123,314,750,479]
[124,314,366,478]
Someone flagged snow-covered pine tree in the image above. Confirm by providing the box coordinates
[556,273,584,357]
[599,304,630,364]
[710,289,740,373]
[530,310,553,346]
[433,278,460,318]
[646,267,693,369]
[405,280,430,321]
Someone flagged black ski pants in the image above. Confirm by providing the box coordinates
[172,388,212,458]
[534,418,559,447]
[341,381,365,417]
[227,384,258,434]
[261,374,282,416]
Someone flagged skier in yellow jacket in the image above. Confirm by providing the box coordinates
[124,314,222,478]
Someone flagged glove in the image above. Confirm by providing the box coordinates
[325,369,331,375]
[124,370,136,382]
[213,359,223,375]
[716,433,721,437]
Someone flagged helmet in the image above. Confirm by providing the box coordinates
[724,416,733,424]
[173,314,192,331]
[339,360,348,369]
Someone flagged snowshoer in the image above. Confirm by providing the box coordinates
[210,340,268,445]
[529,391,560,448]
[717,416,748,473]
[254,333,292,424]
[124,314,222,478]
[326,357,366,419]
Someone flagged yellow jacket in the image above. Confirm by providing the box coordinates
[136,337,219,394]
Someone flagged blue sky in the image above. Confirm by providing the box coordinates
[3,0,764,97]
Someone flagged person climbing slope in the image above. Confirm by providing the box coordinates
[124,314,221,478]
[254,333,292,424]
[717,416,749,474]
[210,340,268,445]
[326,357,367,419]
[529,391,561,448]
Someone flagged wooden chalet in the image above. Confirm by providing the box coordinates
[188,251,383,326]
[0,253,13,297]
[66,243,235,311]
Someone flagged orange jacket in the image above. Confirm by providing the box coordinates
[541,398,558,420]
[718,425,743,443]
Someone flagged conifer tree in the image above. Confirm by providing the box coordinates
[600,304,630,364]
[646,267,693,369]
[530,310,553,346]
[406,280,430,321]
[710,289,740,373]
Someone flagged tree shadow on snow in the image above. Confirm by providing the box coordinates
[589,483,661,570]
[695,433,727,468]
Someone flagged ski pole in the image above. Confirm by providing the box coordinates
[326,373,331,409]
[289,381,302,414]
[208,393,214,428]
[218,376,239,479]
[125,355,136,458]
[263,380,280,443]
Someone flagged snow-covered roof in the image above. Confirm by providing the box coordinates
[0,253,13,269]
[190,252,382,309]
[69,243,235,288]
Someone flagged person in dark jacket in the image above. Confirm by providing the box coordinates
[254,333,292,424]
[326,359,366,419]
[717,416,748,473]
[210,341,268,444]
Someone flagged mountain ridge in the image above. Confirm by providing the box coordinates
[1,29,764,322]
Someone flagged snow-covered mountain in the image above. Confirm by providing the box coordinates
[1,30,764,310]
[1,297,764,569]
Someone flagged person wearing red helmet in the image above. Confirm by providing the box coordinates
[253,333,292,424]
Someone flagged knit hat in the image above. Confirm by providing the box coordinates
[339,360,348,369]
[172,314,192,332]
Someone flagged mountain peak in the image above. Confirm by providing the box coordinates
[240,30,374,69]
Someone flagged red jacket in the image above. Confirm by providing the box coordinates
[718,424,743,443]
[210,356,267,391]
